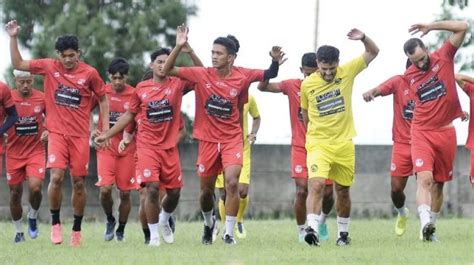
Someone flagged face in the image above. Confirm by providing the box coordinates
[211,44,233,69]
[317,60,338,82]
[15,76,33,97]
[300,66,318,78]
[108,72,127,92]
[150,54,168,78]
[408,46,430,72]
[57,49,80,70]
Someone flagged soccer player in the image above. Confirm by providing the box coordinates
[95,46,199,246]
[301,28,379,246]
[257,52,335,242]
[403,20,468,241]
[216,94,261,239]
[362,59,414,237]
[455,73,474,189]
[6,19,110,247]
[92,58,138,242]
[163,24,282,244]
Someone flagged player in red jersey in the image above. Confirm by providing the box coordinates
[403,20,468,241]
[455,73,474,189]
[91,58,139,242]
[163,24,282,245]
[257,53,335,243]
[6,20,110,247]
[95,47,200,247]
[363,60,415,237]
[0,80,18,175]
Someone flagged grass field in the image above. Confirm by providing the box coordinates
[0,218,472,264]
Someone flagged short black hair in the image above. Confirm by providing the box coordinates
[226,34,240,53]
[150,48,171,62]
[316,45,339,64]
[108,57,129,76]
[403,38,425,55]
[213,37,237,55]
[55,35,79,52]
[301,52,317,68]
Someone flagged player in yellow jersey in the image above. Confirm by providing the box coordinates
[300,28,379,246]
[216,94,260,239]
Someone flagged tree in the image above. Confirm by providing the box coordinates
[1,0,197,86]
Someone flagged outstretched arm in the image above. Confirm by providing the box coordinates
[181,42,203,67]
[263,46,286,80]
[347,28,379,66]
[257,80,283,93]
[455,73,474,88]
[95,111,136,146]
[5,20,30,71]
[163,24,188,76]
[362,87,382,102]
[409,20,468,48]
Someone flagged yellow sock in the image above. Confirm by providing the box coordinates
[237,196,249,223]
[218,198,226,225]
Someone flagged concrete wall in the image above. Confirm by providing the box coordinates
[0,144,472,222]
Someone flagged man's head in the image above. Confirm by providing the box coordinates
[55,35,80,70]
[108,58,129,92]
[316,45,339,82]
[13,70,33,97]
[150,48,171,78]
[300,52,318,78]
[212,37,237,69]
[403,38,430,72]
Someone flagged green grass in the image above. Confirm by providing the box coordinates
[0,218,472,264]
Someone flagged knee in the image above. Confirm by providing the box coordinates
[30,185,42,195]
[167,189,181,201]
[295,187,308,200]
[336,186,350,200]
[100,187,113,197]
[119,191,131,202]
[308,179,325,194]
[10,188,22,202]
[72,178,86,192]
[238,186,248,199]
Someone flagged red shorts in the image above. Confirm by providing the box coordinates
[136,147,183,189]
[390,142,413,177]
[96,152,139,191]
[6,152,46,186]
[291,145,333,185]
[411,127,456,182]
[196,139,243,177]
[47,132,90,177]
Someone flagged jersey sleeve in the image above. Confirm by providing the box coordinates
[342,55,367,78]
[378,75,400,96]
[128,90,141,115]
[0,83,15,108]
[89,69,106,97]
[300,81,309,110]
[248,96,260,118]
[29,58,54,75]
[278,80,291,95]
[177,67,206,83]
[437,41,457,62]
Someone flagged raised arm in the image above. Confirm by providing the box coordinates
[455,73,474,88]
[163,24,188,76]
[181,42,203,67]
[263,46,286,80]
[257,80,282,93]
[362,87,382,102]
[347,28,379,66]
[5,20,30,71]
[409,20,468,48]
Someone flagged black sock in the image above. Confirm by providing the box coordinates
[72,215,83,232]
[106,212,115,223]
[143,227,150,239]
[51,209,61,225]
[117,222,126,233]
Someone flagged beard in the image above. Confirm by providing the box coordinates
[418,56,431,72]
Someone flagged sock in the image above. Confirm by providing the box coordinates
[106,212,115,224]
[159,210,171,225]
[51,209,60,225]
[418,204,431,229]
[148,223,159,239]
[320,212,328,225]
[297,224,306,235]
[116,222,126,233]
[225,215,237,236]
[337,216,350,236]
[430,211,440,225]
[237,196,249,223]
[307,213,320,231]
[28,208,39,219]
[143,227,150,239]
[13,218,23,233]
[72,215,83,232]
[396,206,407,217]
[218,199,226,225]
[202,209,214,227]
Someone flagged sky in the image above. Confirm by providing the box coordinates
[0,0,473,145]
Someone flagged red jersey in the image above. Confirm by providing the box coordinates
[129,77,190,149]
[177,66,264,142]
[0,82,15,154]
[462,82,474,149]
[96,84,136,156]
[404,41,462,130]
[378,75,414,144]
[6,89,45,159]
[278,79,306,147]
[29,59,105,138]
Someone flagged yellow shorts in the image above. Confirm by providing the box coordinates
[306,140,355,186]
[216,142,251,188]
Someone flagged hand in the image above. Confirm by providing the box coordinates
[269,46,287,65]
[5,20,20,37]
[94,134,110,148]
[40,130,49,143]
[461,111,470,122]
[362,91,375,102]
[118,132,133,153]
[347,28,365,41]
[248,133,257,144]
[181,42,194,53]
[176,23,188,47]
[408,23,431,38]
[91,129,101,140]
